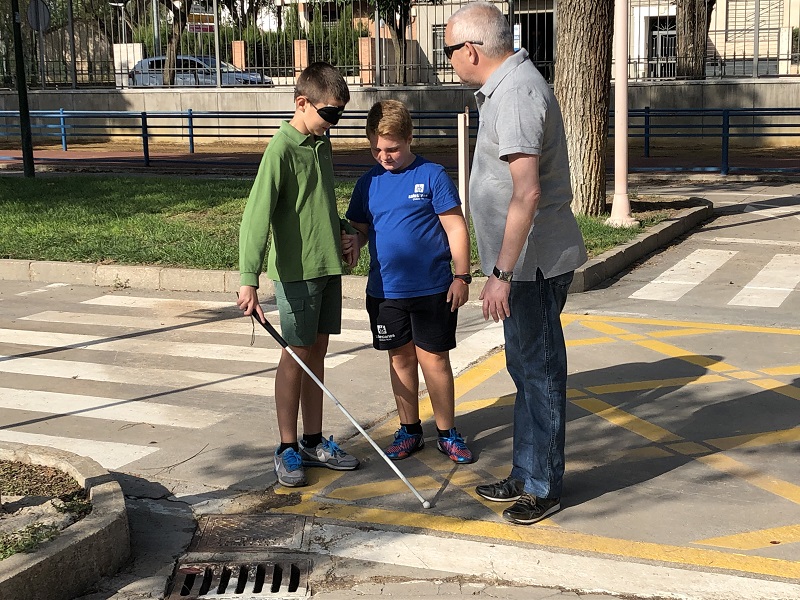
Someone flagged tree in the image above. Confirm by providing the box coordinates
[554,0,614,216]
[369,0,411,84]
[676,0,716,79]
[158,0,190,85]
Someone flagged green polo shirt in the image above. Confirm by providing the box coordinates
[239,121,347,285]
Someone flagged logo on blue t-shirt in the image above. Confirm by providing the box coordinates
[408,183,430,201]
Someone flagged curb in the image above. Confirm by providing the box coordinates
[0,442,131,600]
[0,201,713,296]
[570,199,714,293]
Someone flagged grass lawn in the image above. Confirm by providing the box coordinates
[0,175,675,276]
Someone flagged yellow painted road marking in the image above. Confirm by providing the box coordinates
[635,340,739,372]
[665,441,713,456]
[454,350,506,398]
[762,365,800,376]
[728,371,760,379]
[750,379,800,401]
[618,333,648,341]
[586,374,728,395]
[707,428,800,451]
[695,454,800,505]
[327,476,441,501]
[696,524,800,550]
[567,314,800,336]
[274,500,800,579]
[571,398,683,443]
[566,336,616,347]
[579,321,632,336]
[646,328,715,338]
[456,394,514,414]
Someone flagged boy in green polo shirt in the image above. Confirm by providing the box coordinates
[237,62,360,488]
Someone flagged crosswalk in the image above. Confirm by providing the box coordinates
[0,292,502,472]
[628,249,800,307]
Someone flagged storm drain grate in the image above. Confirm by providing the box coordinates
[167,560,311,599]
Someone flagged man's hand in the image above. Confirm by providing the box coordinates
[479,277,511,322]
[237,285,265,324]
[341,230,360,268]
[447,279,470,312]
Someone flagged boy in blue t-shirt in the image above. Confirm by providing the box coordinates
[346,100,474,464]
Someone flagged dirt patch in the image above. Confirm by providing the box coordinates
[0,461,91,560]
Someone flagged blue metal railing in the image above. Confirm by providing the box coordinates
[1,107,799,174]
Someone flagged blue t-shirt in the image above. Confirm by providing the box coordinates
[346,156,461,299]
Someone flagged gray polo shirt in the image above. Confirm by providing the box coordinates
[470,49,587,280]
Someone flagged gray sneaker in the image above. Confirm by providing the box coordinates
[274,447,307,487]
[300,436,359,471]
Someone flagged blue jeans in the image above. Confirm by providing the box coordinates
[504,269,573,499]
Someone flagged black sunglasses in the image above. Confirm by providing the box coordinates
[443,40,483,60]
[310,101,345,125]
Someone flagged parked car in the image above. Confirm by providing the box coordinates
[128,55,273,87]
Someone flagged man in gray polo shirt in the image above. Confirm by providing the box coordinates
[446,1,587,525]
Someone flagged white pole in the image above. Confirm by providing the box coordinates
[457,107,470,222]
[606,0,639,228]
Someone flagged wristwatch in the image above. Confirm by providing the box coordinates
[492,266,513,283]
[453,274,472,285]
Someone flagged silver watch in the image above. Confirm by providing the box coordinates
[492,266,513,283]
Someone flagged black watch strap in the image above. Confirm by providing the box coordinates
[454,274,472,284]
[492,266,513,283]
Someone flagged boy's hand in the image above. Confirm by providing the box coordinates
[447,278,470,312]
[341,230,360,268]
[237,285,265,324]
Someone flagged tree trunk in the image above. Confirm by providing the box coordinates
[554,0,614,216]
[163,4,187,86]
[676,0,709,79]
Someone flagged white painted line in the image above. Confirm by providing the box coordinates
[0,430,158,470]
[728,254,800,308]
[15,283,70,297]
[0,387,222,428]
[22,311,373,345]
[0,328,354,367]
[0,354,276,396]
[697,237,800,248]
[82,295,234,310]
[449,321,504,376]
[308,524,800,600]
[81,295,369,322]
[629,249,737,302]
[743,205,800,220]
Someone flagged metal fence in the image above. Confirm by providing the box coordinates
[0,0,798,89]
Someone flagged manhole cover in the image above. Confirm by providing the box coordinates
[188,515,306,552]
[166,560,310,598]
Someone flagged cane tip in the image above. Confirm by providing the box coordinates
[422,501,431,509]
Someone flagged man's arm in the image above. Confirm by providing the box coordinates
[480,153,541,322]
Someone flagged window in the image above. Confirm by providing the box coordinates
[432,25,450,70]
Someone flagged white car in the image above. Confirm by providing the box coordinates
[128,55,273,87]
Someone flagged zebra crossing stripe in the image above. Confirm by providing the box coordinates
[0,354,276,396]
[81,295,370,322]
[22,310,373,345]
[0,387,222,428]
[629,249,738,302]
[728,254,800,308]
[0,328,355,367]
[0,430,158,469]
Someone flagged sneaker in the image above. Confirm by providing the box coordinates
[475,476,524,502]
[300,436,359,471]
[274,447,306,487]
[384,428,424,460]
[436,428,474,463]
[502,493,561,525]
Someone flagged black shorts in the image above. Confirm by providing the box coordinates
[366,291,458,353]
